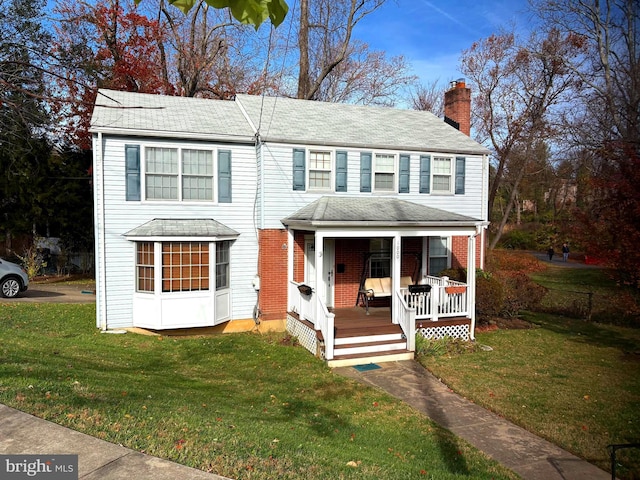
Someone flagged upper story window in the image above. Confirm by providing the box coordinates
[432,156,452,193]
[419,155,466,195]
[125,145,232,203]
[308,150,332,190]
[373,154,395,192]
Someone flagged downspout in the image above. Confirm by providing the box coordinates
[251,133,263,326]
[95,132,107,331]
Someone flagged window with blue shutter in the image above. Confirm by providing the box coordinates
[292,148,306,191]
[455,157,466,194]
[360,152,372,192]
[335,151,348,192]
[125,145,141,201]
[399,154,410,193]
[419,155,431,194]
[218,150,232,203]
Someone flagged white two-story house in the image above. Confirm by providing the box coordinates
[90,81,490,366]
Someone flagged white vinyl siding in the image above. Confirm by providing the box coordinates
[94,135,257,329]
[258,144,487,230]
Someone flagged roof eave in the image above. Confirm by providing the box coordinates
[259,136,490,156]
[89,126,255,144]
[281,220,483,229]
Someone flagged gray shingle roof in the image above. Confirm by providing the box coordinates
[282,197,480,227]
[90,89,489,155]
[236,94,490,155]
[90,89,255,143]
[124,219,239,238]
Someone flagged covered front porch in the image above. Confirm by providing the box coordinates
[281,197,485,367]
[287,274,474,367]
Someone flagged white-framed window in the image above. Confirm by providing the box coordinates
[216,241,230,289]
[432,156,453,194]
[182,149,214,200]
[145,147,214,201]
[373,153,396,192]
[429,237,449,275]
[136,242,155,293]
[308,150,332,190]
[162,242,210,292]
[146,147,179,200]
[369,238,391,277]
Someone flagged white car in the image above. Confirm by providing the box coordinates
[0,258,29,298]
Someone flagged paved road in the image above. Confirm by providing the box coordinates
[6,281,96,303]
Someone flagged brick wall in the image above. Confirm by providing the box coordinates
[257,229,289,321]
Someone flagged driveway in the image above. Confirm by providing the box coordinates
[5,281,96,304]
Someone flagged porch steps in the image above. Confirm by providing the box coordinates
[329,323,414,367]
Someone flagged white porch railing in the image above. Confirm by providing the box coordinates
[401,275,469,322]
[288,281,335,360]
[396,291,416,352]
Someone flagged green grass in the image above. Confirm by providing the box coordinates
[0,303,517,480]
[420,264,640,478]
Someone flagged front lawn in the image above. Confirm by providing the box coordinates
[0,303,517,480]
[420,291,640,477]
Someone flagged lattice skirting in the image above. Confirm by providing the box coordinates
[286,315,319,357]
[417,322,470,341]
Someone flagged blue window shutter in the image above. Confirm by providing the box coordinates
[218,150,232,203]
[360,152,372,192]
[399,154,410,193]
[419,155,431,194]
[292,148,305,191]
[125,145,140,201]
[335,151,348,192]
[455,156,466,194]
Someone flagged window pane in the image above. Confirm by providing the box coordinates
[146,175,178,200]
[429,257,448,276]
[433,175,451,192]
[161,242,209,292]
[374,173,394,191]
[309,151,331,170]
[146,147,178,174]
[309,171,331,189]
[369,239,390,278]
[433,157,451,174]
[375,154,394,172]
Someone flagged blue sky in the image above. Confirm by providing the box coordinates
[354,0,534,88]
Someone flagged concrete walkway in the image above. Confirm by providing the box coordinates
[334,360,612,480]
[0,405,230,480]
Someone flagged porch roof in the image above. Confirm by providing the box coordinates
[281,197,482,228]
[124,218,239,239]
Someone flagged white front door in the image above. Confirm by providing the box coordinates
[322,239,335,308]
[304,236,335,308]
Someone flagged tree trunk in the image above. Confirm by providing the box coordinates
[297,0,310,99]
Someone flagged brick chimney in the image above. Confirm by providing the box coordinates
[444,79,471,136]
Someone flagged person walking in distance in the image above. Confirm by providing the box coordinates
[562,243,570,262]
[547,246,554,261]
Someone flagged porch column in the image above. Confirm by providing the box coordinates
[467,232,477,340]
[392,234,402,320]
[314,231,325,314]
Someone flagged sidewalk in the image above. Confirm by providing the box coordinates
[0,404,230,480]
[334,360,612,480]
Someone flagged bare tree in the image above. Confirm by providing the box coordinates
[461,29,584,248]
[296,0,388,101]
[411,79,445,116]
